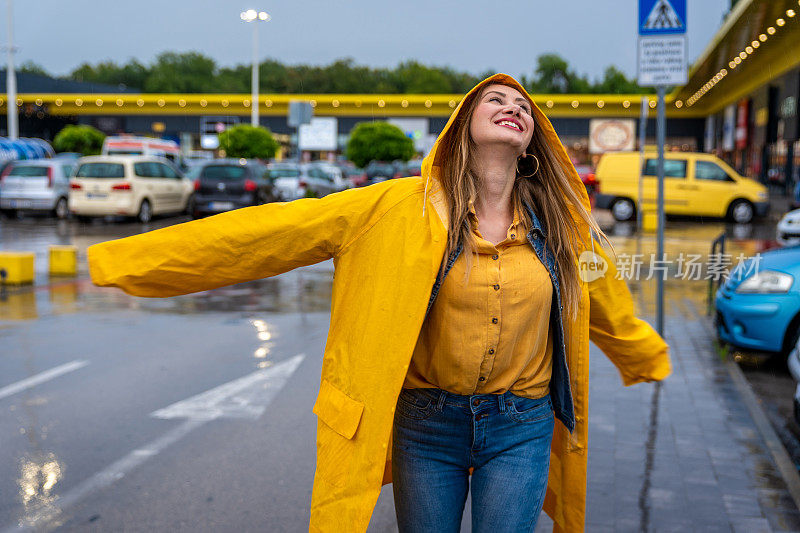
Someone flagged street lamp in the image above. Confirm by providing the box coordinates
[240,9,270,127]
[6,0,18,140]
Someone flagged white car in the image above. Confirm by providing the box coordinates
[777,209,800,247]
[69,155,193,223]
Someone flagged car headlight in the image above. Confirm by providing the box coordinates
[758,191,769,200]
[736,270,794,293]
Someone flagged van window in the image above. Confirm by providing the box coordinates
[76,163,125,178]
[644,159,687,179]
[157,163,180,179]
[134,162,159,178]
[62,165,74,177]
[695,161,734,182]
[8,166,48,177]
[107,150,143,156]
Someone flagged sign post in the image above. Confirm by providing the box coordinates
[638,0,687,337]
[288,101,314,162]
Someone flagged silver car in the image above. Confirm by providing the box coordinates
[0,159,75,219]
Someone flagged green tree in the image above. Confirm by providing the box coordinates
[144,52,218,93]
[528,53,591,94]
[70,59,147,90]
[218,125,279,159]
[346,122,414,168]
[18,60,50,77]
[52,125,105,155]
[595,65,652,94]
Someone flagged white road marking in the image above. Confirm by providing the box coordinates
[152,353,304,421]
[0,360,89,402]
[2,354,305,532]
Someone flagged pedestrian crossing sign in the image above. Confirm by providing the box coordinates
[639,0,686,35]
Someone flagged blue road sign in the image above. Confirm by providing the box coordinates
[639,0,686,35]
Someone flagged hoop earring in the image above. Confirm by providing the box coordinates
[516,153,539,178]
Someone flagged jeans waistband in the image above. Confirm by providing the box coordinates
[405,387,550,414]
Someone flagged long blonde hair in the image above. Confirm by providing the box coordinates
[437,83,609,318]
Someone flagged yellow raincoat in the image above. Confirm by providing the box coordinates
[88,74,671,532]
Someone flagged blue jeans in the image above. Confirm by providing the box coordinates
[391,388,554,533]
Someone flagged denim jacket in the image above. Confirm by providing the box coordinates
[425,203,574,432]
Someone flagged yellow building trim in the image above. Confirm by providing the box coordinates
[2,92,706,119]
[677,0,800,114]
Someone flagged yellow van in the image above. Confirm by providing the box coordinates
[594,152,769,223]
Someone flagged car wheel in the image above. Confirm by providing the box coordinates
[184,194,196,215]
[794,399,800,427]
[783,320,800,358]
[728,199,754,224]
[54,197,69,220]
[611,198,636,221]
[137,199,153,224]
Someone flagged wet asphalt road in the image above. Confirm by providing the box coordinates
[0,208,796,531]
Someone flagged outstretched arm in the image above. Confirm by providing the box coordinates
[88,187,375,298]
[587,242,672,385]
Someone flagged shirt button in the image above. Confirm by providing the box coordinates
[493,284,500,290]
[491,317,498,324]
[492,254,498,260]
[488,348,495,355]
[510,234,516,239]
[479,376,486,381]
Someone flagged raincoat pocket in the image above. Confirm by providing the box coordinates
[313,379,365,487]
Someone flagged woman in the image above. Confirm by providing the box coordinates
[88,74,670,532]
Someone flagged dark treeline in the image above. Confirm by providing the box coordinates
[20,53,652,94]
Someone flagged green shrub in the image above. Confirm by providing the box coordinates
[53,125,105,155]
[346,122,414,168]
[218,125,279,159]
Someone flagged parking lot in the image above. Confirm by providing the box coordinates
[2,199,800,531]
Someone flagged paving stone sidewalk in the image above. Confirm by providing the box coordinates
[564,302,800,532]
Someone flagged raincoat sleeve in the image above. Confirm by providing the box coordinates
[587,242,672,385]
[88,189,374,298]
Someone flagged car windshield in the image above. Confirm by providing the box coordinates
[107,150,143,156]
[270,168,301,178]
[8,165,49,177]
[370,164,394,174]
[185,166,203,180]
[76,163,125,178]
[201,165,247,180]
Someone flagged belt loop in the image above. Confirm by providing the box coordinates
[498,392,506,413]
[436,389,447,411]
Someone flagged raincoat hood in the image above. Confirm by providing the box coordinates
[422,73,590,217]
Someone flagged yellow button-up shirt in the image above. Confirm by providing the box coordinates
[404,206,553,399]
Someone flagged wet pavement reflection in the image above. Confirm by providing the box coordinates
[1,210,797,531]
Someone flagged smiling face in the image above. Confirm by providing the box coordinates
[468,84,535,155]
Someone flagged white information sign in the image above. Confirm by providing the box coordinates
[298,117,338,151]
[637,0,687,87]
[638,36,687,86]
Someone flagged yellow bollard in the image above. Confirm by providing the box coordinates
[642,211,658,233]
[49,245,78,277]
[0,252,35,285]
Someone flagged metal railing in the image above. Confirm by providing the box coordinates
[707,232,726,315]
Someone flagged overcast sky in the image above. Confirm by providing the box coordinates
[4,0,729,82]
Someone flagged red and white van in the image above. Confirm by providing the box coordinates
[102,136,182,167]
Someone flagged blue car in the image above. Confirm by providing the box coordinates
[715,245,800,356]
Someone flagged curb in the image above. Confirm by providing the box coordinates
[725,359,800,511]
[686,300,800,512]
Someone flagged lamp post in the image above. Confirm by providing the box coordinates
[6,0,18,140]
[240,9,270,127]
